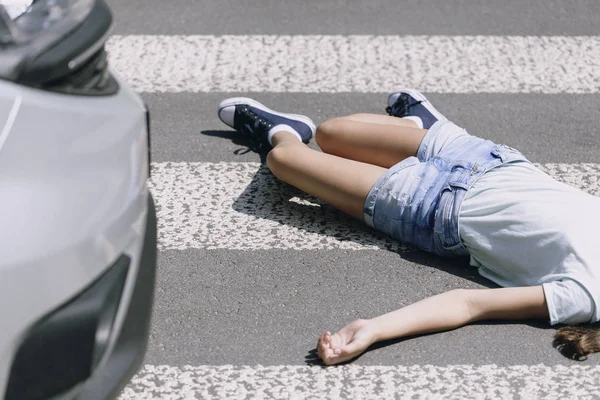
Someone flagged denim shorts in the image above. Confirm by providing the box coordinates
[363,120,529,257]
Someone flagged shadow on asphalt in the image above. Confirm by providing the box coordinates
[202,129,269,162]
[220,148,495,288]
[201,129,249,145]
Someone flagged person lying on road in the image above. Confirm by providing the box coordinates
[217,89,600,365]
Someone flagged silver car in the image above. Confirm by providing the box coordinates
[0,0,157,399]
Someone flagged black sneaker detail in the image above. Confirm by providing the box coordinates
[233,105,275,152]
[386,93,424,118]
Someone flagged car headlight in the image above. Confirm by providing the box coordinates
[1,0,89,41]
[1,0,34,20]
[0,0,118,96]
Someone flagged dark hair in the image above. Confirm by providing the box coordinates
[554,326,600,361]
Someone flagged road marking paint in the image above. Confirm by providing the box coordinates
[150,162,600,251]
[106,35,600,93]
[119,364,600,399]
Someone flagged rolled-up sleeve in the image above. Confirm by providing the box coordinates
[543,279,595,325]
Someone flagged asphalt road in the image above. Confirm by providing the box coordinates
[106,0,600,376]
[109,0,600,36]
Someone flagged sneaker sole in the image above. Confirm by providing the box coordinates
[387,88,447,123]
[218,97,317,138]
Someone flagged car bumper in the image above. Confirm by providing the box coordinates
[76,193,157,400]
[4,194,157,400]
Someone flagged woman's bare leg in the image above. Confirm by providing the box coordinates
[266,114,428,220]
[267,131,387,221]
[343,113,420,127]
[316,114,428,169]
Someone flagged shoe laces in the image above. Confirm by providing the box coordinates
[237,106,274,153]
[385,93,423,117]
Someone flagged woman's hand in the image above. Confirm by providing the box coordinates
[317,319,378,365]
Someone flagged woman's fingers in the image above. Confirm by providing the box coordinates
[318,320,374,365]
[318,329,368,365]
[316,334,346,365]
[318,331,348,364]
[317,334,326,357]
[317,331,332,360]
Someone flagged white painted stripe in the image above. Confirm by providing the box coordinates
[119,364,600,399]
[106,35,600,93]
[150,162,600,251]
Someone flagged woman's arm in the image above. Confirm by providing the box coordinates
[371,286,548,341]
[317,286,549,365]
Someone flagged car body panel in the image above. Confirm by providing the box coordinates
[0,69,153,398]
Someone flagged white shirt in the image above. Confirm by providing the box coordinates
[459,161,599,325]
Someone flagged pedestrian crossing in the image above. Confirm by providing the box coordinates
[151,162,600,251]
[107,35,600,93]
[119,364,600,400]
[110,9,600,399]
